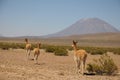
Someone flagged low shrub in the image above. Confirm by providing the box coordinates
[87,63,103,75]
[91,50,104,55]
[0,42,12,50]
[0,42,120,55]
[113,48,120,55]
[45,46,56,53]
[54,47,68,56]
[18,44,25,49]
[45,45,68,56]
[0,42,25,50]
[87,54,118,75]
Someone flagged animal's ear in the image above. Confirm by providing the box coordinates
[73,40,75,44]
[25,38,28,42]
[38,43,41,45]
[38,43,41,47]
[73,40,77,44]
[73,40,78,44]
[76,41,78,43]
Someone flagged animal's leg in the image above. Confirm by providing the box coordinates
[36,53,39,60]
[77,60,81,73]
[81,61,84,75]
[83,54,87,73]
[74,58,81,73]
[34,55,37,64]
[34,54,39,64]
[83,59,86,73]
[26,50,29,60]
[36,54,39,64]
[28,50,31,57]
[74,56,79,73]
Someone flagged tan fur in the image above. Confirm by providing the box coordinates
[25,38,31,60]
[72,40,87,75]
[26,44,31,50]
[33,43,41,64]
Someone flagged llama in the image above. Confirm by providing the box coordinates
[25,38,31,60]
[33,43,41,64]
[72,40,87,75]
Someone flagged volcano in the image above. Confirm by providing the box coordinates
[45,18,119,38]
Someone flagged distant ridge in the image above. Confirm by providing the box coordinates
[45,18,119,38]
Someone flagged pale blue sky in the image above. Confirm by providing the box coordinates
[0,0,120,37]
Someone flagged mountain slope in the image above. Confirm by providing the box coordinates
[45,18,119,38]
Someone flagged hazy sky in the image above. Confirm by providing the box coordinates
[0,0,120,37]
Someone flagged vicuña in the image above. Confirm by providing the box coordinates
[72,40,87,75]
[33,43,41,64]
[25,38,32,60]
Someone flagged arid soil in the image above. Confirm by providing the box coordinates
[0,49,120,80]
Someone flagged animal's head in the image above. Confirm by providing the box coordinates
[37,43,41,47]
[25,38,28,43]
[72,40,78,47]
[38,43,41,46]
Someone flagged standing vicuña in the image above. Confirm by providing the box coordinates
[25,38,31,60]
[72,40,87,75]
[33,43,41,64]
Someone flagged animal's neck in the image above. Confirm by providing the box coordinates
[25,41,28,44]
[73,45,78,52]
[37,44,40,49]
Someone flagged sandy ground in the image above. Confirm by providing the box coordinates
[0,49,120,80]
